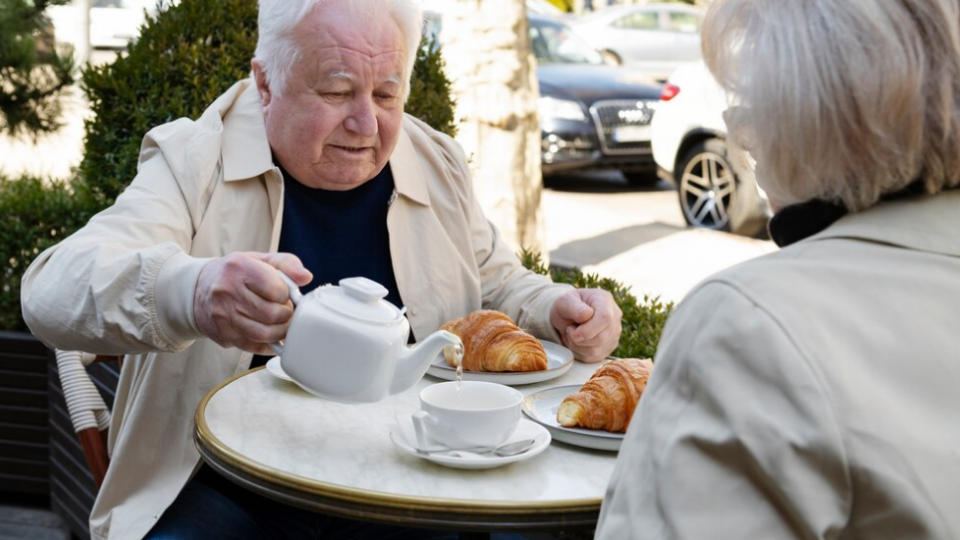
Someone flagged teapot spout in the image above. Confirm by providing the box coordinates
[391,330,463,395]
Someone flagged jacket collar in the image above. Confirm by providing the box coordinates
[218,80,432,207]
[220,80,274,182]
[807,189,960,257]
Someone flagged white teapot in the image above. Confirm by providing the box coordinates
[270,275,462,403]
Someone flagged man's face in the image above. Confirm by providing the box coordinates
[253,3,407,190]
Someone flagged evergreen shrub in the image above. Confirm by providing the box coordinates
[521,250,673,360]
[0,175,99,331]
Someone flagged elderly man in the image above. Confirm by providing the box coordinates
[21,0,621,539]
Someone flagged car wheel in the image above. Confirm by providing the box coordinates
[600,49,621,67]
[676,139,767,237]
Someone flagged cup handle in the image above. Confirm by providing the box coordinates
[269,270,304,356]
[411,411,433,450]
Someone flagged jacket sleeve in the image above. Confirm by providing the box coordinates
[20,140,211,355]
[596,280,851,539]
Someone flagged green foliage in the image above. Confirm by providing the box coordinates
[408,34,457,138]
[0,175,100,331]
[80,0,460,203]
[520,249,673,360]
[80,0,259,202]
[0,0,76,139]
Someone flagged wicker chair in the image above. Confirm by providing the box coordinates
[54,349,121,488]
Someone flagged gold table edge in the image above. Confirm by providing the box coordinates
[194,367,602,516]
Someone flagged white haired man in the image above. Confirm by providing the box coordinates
[21,0,623,538]
[597,0,960,538]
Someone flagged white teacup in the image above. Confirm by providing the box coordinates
[412,381,522,450]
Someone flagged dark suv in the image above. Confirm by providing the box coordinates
[425,12,663,185]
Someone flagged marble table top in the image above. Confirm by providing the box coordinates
[195,359,619,529]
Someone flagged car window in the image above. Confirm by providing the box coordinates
[529,19,604,65]
[611,12,658,30]
[665,12,701,33]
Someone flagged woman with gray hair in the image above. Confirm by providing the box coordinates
[595,0,960,538]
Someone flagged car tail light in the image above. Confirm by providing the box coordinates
[660,83,680,102]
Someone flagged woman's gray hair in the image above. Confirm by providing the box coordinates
[254,0,423,100]
[703,0,960,211]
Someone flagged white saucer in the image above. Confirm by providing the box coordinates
[265,356,293,382]
[389,418,551,470]
[425,340,574,386]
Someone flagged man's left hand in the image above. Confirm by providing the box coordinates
[550,289,622,363]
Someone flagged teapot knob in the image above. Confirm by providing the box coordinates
[340,277,389,303]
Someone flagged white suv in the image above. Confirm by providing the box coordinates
[652,61,771,237]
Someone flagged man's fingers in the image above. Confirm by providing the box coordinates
[259,252,313,287]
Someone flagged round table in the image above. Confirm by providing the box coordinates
[194,361,619,535]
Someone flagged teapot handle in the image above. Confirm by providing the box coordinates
[277,270,304,306]
[269,270,304,356]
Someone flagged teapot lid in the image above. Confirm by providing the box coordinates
[317,277,402,324]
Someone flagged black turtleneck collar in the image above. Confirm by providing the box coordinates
[767,179,932,247]
[767,199,847,247]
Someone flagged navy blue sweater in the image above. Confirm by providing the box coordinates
[251,164,403,368]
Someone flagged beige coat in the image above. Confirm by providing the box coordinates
[596,191,960,539]
[21,80,571,540]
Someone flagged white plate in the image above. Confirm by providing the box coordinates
[265,356,293,382]
[426,340,574,386]
[389,418,551,470]
[521,384,624,452]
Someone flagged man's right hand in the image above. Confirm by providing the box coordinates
[193,252,313,354]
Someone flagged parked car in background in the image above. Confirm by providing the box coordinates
[570,3,703,81]
[424,10,663,185]
[651,61,770,236]
[531,13,662,184]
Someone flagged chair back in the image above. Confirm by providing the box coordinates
[54,349,120,488]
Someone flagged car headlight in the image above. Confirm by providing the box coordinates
[539,97,587,122]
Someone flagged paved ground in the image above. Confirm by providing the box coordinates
[542,171,776,305]
[0,504,68,540]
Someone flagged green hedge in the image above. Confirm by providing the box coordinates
[521,250,673,360]
[0,176,100,331]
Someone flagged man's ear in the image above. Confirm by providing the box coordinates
[251,59,272,107]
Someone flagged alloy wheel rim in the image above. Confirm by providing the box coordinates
[680,152,735,229]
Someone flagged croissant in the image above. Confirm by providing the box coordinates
[441,310,548,372]
[557,358,653,433]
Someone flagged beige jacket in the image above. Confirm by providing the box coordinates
[21,80,571,540]
[596,191,960,539]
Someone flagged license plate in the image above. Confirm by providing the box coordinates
[612,125,651,143]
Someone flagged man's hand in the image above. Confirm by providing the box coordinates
[550,289,622,363]
[194,252,313,354]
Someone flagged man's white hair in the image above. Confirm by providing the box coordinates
[703,0,960,211]
[254,0,422,101]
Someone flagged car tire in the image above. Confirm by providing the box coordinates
[622,171,660,187]
[600,49,621,67]
[676,139,768,237]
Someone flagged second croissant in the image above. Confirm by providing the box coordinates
[441,310,548,372]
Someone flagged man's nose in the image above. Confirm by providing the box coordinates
[343,98,378,137]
